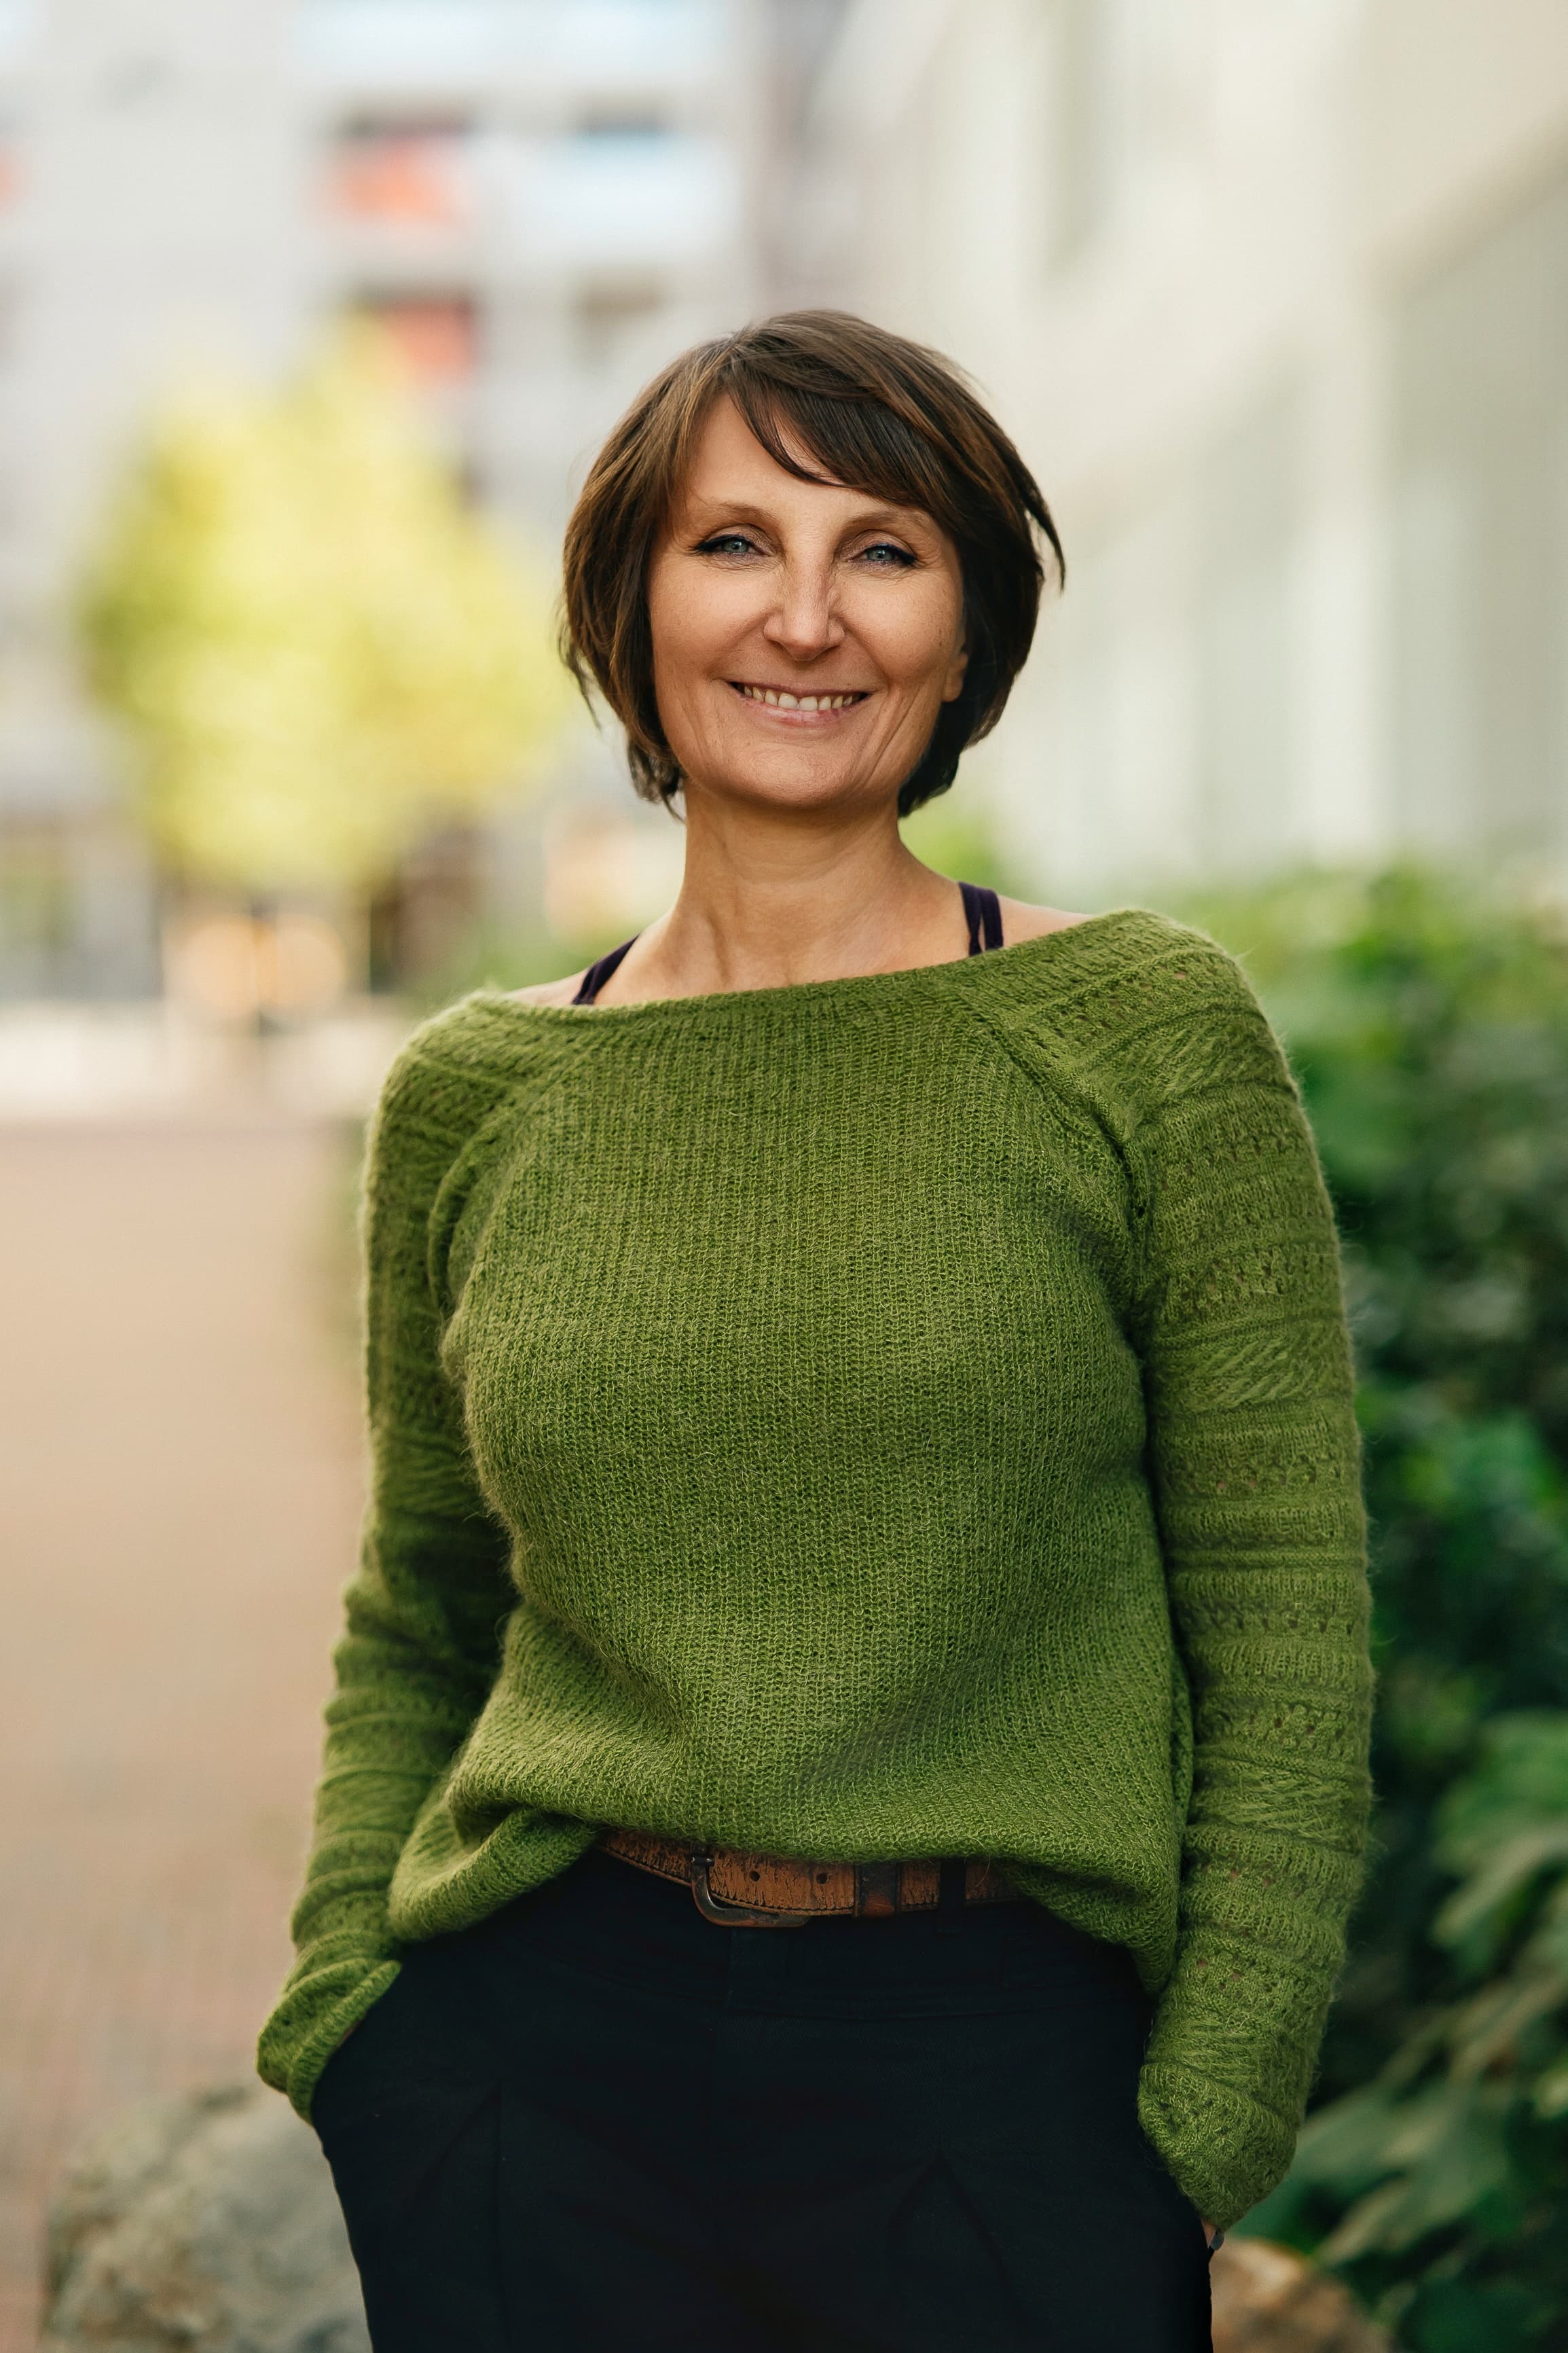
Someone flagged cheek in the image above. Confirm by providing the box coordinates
[646,564,745,708]
[645,569,697,708]
[854,578,964,699]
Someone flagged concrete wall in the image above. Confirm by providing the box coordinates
[797,0,1568,899]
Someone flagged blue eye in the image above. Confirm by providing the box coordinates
[859,542,916,569]
[698,533,761,558]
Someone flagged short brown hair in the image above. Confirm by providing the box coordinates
[560,310,1062,816]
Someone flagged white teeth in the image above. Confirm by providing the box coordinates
[737,684,861,710]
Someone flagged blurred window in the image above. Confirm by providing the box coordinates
[299,1,498,83]
[545,1,724,84]
[0,2,35,73]
[352,291,480,384]
[513,130,735,268]
[297,1,723,92]
[1394,168,1568,861]
[327,120,474,227]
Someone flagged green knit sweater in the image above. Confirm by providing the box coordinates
[259,909,1372,2228]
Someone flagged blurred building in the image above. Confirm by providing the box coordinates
[0,0,763,999]
[796,0,1568,902]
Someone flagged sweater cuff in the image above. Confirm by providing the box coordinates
[1137,2061,1298,2229]
[257,1954,401,2123]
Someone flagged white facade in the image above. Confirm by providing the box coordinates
[0,0,763,994]
[795,0,1568,901]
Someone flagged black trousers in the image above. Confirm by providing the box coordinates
[314,1848,1212,2352]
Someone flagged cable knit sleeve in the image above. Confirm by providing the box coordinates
[1127,939,1373,2227]
[257,1017,518,2121]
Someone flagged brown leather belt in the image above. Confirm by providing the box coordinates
[600,1828,1016,1928]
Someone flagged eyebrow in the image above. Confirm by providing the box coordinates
[679,493,936,534]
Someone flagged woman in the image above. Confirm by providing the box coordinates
[260,312,1373,2352]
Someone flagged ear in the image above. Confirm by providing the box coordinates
[941,638,970,705]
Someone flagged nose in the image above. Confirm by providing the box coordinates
[761,554,845,664]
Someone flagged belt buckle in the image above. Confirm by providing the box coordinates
[689,1852,815,1929]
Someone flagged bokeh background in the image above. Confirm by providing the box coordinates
[4,4,1568,2348]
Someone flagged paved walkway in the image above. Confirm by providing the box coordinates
[0,1117,367,2348]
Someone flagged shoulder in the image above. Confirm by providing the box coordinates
[508,971,587,1009]
[976,908,1290,1117]
[367,992,543,1175]
[987,906,1266,1027]
[994,897,1096,944]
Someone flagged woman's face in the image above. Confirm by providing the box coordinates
[646,397,968,818]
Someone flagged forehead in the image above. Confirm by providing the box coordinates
[673,395,929,524]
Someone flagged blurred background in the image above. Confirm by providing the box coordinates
[4,3,1568,2349]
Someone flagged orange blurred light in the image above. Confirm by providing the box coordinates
[356,294,478,385]
[260,915,350,1016]
[168,914,264,1023]
[167,914,349,1024]
[327,132,468,228]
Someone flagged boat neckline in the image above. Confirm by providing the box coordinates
[476,906,1155,1025]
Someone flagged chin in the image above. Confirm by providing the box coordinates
[685,732,900,815]
[708,764,890,819]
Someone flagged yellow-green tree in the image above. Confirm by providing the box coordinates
[79,329,567,894]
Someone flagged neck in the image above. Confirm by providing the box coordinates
[636,791,962,996]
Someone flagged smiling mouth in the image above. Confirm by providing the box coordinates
[730,682,870,713]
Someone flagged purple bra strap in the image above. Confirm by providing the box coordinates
[960,882,1004,955]
[572,937,638,1006]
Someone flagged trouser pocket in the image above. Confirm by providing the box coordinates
[322,2077,509,2353]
